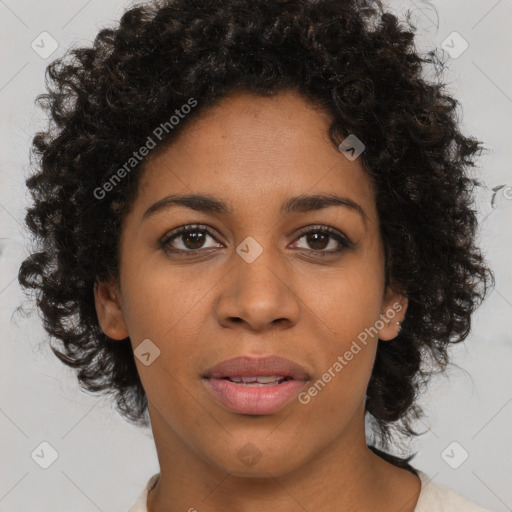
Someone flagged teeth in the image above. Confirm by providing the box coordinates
[256,376,281,384]
[228,375,286,385]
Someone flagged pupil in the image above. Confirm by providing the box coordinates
[308,232,328,250]
[184,231,205,249]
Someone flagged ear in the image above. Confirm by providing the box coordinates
[93,278,129,340]
[377,284,408,342]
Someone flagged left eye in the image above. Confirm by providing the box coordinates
[293,227,351,253]
[160,224,352,255]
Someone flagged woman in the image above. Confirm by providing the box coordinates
[18,0,495,510]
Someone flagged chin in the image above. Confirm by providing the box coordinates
[200,436,313,479]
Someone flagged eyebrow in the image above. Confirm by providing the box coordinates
[142,193,367,224]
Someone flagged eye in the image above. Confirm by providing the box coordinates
[292,225,353,254]
[160,224,222,255]
[159,224,353,257]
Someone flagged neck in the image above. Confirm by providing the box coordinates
[146,402,421,512]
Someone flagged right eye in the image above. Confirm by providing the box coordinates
[159,224,223,255]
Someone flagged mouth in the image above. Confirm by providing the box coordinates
[221,375,292,386]
[202,356,310,415]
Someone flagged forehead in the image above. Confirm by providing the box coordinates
[134,90,377,221]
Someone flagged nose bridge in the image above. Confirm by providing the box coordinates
[215,233,300,330]
[238,236,283,294]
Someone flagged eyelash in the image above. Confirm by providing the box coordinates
[159,223,354,257]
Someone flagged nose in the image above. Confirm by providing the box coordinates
[214,242,301,333]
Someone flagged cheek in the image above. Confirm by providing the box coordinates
[296,312,379,440]
[120,262,217,395]
[120,259,208,343]
[294,247,385,405]
[303,252,386,351]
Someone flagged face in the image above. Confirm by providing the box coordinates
[95,89,407,477]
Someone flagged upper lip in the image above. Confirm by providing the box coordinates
[203,355,310,380]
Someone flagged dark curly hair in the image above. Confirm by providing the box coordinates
[18,0,494,469]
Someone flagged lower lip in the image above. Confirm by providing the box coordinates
[204,378,307,415]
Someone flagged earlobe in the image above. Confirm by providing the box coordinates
[378,287,408,342]
[93,278,129,340]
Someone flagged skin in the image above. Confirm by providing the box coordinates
[94,89,421,511]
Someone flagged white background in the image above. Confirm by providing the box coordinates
[1,0,511,510]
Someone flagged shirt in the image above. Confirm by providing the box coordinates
[127,470,493,511]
